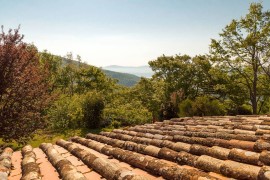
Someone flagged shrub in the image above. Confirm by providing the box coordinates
[237,104,253,115]
[178,99,193,117]
[104,100,151,126]
[82,91,105,128]
[192,96,225,116]
[225,100,253,115]
[47,91,105,131]
[178,96,225,117]
[47,94,83,131]
[110,120,121,128]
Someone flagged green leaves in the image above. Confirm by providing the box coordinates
[103,87,152,126]
[210,2,270,114]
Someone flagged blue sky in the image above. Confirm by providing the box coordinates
[1,0,270,66]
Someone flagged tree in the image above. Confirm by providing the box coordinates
[76,65,116,94]
[210,3,270,114]
[149,54,215,118]
[149,54,193,100]
[132,77,165,121]
[39,50,62,91]
[103,86,152,126]
[0,27,51,143]
[149,55,213,101]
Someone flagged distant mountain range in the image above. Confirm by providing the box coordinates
[103,65,154,78]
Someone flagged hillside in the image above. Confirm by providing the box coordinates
[102,69,140,87]
[103,65,154,78]
[62,58,140,87]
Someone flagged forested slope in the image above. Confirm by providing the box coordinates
[102,69,140,86]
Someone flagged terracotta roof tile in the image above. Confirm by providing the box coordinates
[7,115,270,179]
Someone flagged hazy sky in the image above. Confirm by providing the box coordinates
[1,0,270,66]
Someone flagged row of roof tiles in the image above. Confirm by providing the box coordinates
[3,115,270,179]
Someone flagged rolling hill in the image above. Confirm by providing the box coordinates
[102,69,140,87]
[103,65,154,78]
[61,58,141,87]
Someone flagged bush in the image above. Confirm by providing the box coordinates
[178,99,193,117]
[82,91,105,128]
[47,91,105,131]
[47,94,83,131]
[104,100,151,126]
[110,120,121,128]
[178,96,225,117]
[237,104,253,115]
[225,100,253,115]
[193,96,225,116]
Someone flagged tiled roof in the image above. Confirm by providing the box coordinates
[4,115,270,179]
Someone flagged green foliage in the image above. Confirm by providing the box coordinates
[149,54,193,100]
[45,55,117,96]
[42,52,152,133]
[132,78,166,120]
[110,120,121,129]
[47,91,105,130]
[104,87,152,126]
[104,101,151,126]
[237,105,253,115]
[101,120,122,132]
[4,2,270,146]
[192,96,225,116]
[39,50,62,91]
[178,96,225,117]
[82,91,105,128]
[224,100,253,115]
[146,2,270,116]
[47,94,84,131]
[178,99,193,117]
[149,55,212,101]
[210,2,270,114]
[77,66,116,94]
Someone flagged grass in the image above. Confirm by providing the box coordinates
[0,127,102,151]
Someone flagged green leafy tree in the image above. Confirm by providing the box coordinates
[149,55,213,100]
[47,94,84,130]
[149,54,215,118]
[149,54,193,100]
[39,50,62,91]
[76,65,116,94]
[210,2,270,114]
[104,87,151,126]
[132,77,165,121]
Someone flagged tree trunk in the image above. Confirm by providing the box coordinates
[252,66,258,115]
[251,50,258,115]
[251,95,257,115]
